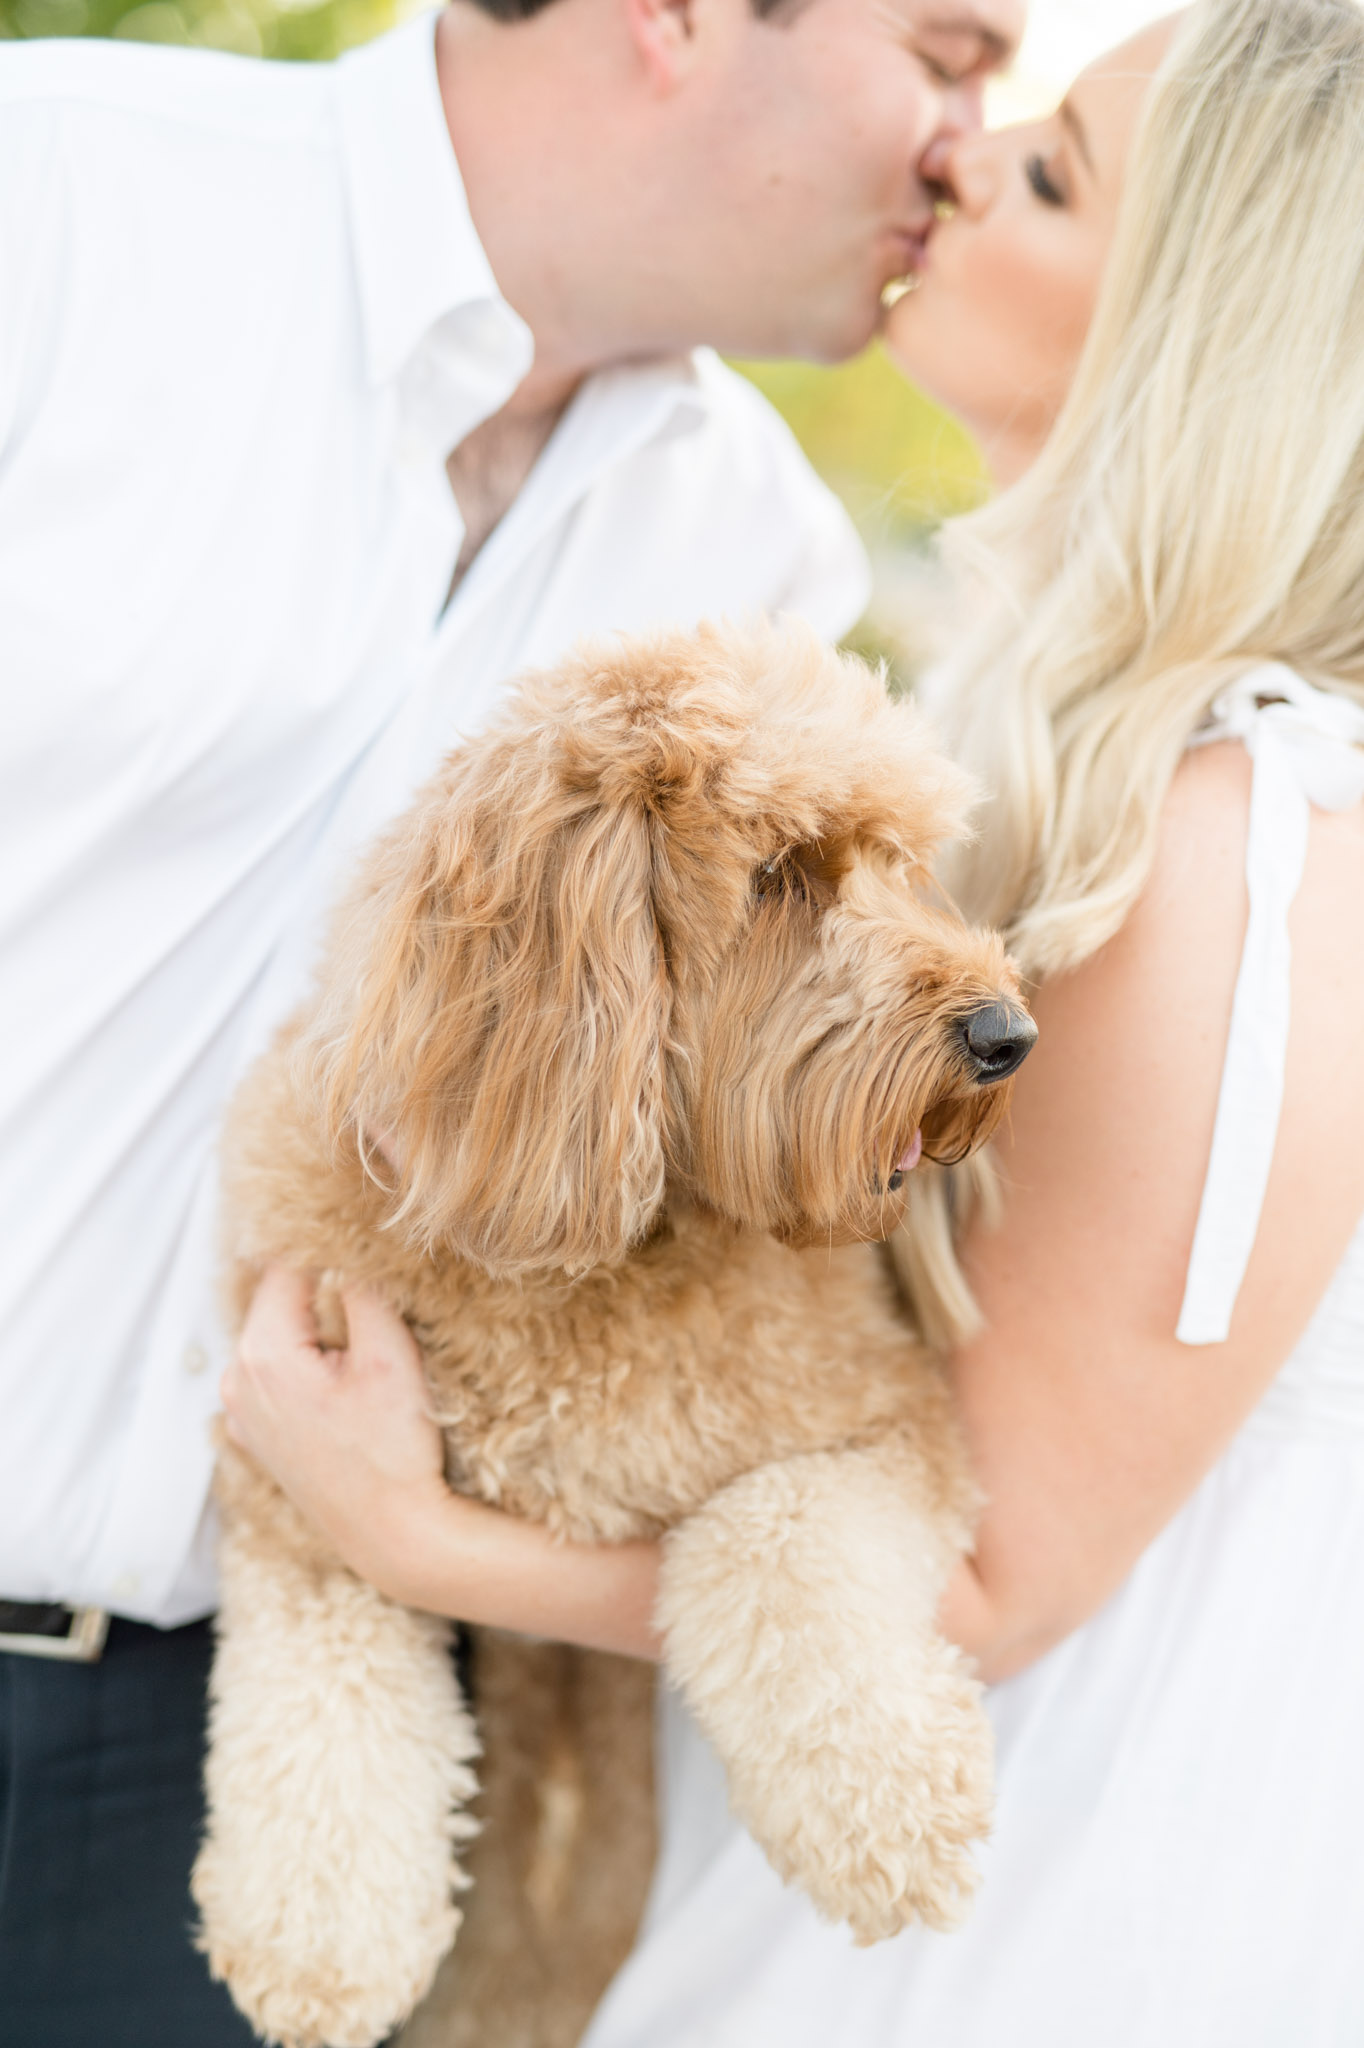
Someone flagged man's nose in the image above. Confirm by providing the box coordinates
[922,129,997,218]
[918,79,987,196]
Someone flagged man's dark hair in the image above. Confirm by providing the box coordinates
[469,0,788,20]
[466,0,568,17]
[462,0,550,18]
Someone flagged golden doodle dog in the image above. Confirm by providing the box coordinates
[192,621,1036,2048]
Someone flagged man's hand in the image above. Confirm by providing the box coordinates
[221,1266,450,1597]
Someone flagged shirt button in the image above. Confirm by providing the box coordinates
[111,1571,140,1603]
[183,1341,209,1377]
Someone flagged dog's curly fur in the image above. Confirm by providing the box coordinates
[192,621,1033,2048]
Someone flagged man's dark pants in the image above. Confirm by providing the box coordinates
[0,1617,259,2047]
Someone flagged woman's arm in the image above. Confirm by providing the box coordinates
[942,741,1364,1678]
[223,743,1364,1681]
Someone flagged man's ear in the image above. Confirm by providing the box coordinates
[622,0,701,90]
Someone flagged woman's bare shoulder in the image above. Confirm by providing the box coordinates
[1010,728,1364,1359]
[1158,730,1364,902]
[1123,739,1252,969]
[1077,731,1364,1051]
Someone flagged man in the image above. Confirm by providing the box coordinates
[0,0,1022,2036]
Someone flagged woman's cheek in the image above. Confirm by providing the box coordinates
[888,238,1046,422]
[979,232,1100,411]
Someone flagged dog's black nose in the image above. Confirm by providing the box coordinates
[959,1002,1037,1083]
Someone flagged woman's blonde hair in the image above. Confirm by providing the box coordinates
[899,0,1364,1345]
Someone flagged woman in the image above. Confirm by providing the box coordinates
[225,2,1364,2039]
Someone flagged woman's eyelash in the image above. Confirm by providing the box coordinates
[1025,154,1066,207]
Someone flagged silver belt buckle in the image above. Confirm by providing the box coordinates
[0,1605,110,1662]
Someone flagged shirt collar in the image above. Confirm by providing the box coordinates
[333,11,533,393]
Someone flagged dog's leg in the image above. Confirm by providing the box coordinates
[192,1445,479,2048]
[656,1440,992,1943]
[400,1636,657,2048]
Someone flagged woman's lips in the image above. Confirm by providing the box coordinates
[882,225,934,305]
[895,221,935,274]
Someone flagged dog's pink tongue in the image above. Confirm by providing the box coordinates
[896,1131,923,1175]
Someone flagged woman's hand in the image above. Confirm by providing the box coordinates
[221,1265,664,1659]
[221,1266,451,1599]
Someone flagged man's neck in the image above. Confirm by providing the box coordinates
[432,4,690,594]
[434,3,669,388]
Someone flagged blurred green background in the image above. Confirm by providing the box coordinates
[0,0,989,669]
[0,0,396,61]
[735,351,984,539]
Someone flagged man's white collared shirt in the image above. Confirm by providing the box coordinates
[0,17,869,1623]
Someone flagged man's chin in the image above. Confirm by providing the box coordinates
[792,298,884,368]
[721,283,883,368]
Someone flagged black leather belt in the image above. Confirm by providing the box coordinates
[0,1600,109,1662]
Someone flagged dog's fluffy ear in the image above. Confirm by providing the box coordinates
[314,728,669,1277]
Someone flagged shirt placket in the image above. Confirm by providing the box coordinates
[434,362,707,657]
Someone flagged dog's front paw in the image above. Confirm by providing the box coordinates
[737,1641,993,1940]
[193,1830,466,2048]
[660,1447,994,1943]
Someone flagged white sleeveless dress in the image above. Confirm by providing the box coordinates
[583,666,1364,2048]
